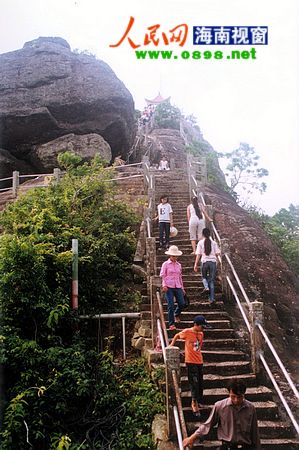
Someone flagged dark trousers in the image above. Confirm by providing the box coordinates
[186,363,203,404]
[220,443,253,450]
[165,288,185,326]
[159,222,170,247]
[202,260,216,302]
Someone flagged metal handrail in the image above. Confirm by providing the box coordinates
[146,217,151,238]
[157,319,166,361]
[172,370,188,442]
[187,164,299,435]
[148,198,152,210]
[19,173,52,178]
[226,276,251,332]
[224,253,251,306]
[105,174,144,182]
[156,290,188,449]
[259,353,299,435]
[156,291,169,344]
[104,162,143,170]
[79,312,140,360]
[173,406,184,450]
[257,323,299,399]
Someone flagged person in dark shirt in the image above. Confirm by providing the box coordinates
[183,378,261,449]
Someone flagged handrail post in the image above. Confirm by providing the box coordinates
[12,170,19,197]
[205,204,213,231]
[53,168,61,184]
[150,276,161,347]
[142,156,150,189]
[165,345,181,438]
[145,122,149,146]
[249,300,264,375]
[146,235,156,300]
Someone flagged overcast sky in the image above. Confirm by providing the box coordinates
[0,0,298,215]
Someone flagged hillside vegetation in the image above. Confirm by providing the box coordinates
[0,153,164,449]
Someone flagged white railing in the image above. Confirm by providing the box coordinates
[173,406,184,450]
[257,323,299,399]
[187,161,299,436]
[259,353,299,435]
[79,312,140,359]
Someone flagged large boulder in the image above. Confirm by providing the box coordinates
[0,36,135,167]
[29,133,111,171]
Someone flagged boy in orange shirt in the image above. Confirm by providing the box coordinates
[170,315,210,414]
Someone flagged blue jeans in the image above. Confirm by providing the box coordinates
[202,261,216,302]
[186,363,203,403]
[165,287,185,326]
[159,222,170,248]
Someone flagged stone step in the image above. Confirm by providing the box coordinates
[144,318,231,329]
[187,420,294,440]
[182,386,273,404]
[183,400,279,422]
[181,349,247,363]
[151,364,257,387]
[180,360,251,376]
[168,327,236,340]
[190,439,299,449]
[141,309,228,320]
[146,336,242,350]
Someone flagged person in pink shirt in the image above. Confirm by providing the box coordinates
[160,245,186,330]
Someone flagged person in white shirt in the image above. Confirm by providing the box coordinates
[187,196,213,255]
[194,228,220,304]
[158,156,170,171]
[155,195,173,249]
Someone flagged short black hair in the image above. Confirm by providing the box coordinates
[160,195,169,202]
[227,379,246,395]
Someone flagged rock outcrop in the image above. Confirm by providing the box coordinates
[203,184,299,371]
[0,36,135,175]
[29,133,111,171]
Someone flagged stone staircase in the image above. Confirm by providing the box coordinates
[141,168,299,449]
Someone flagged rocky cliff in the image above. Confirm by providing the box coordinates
[204,184,299,378]
[0,37,135,175]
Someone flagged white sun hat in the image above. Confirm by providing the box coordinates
[170,226,178,237]
[165,245,183,256]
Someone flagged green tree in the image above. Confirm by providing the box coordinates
[0,154,164,448]
[247,203,299,274]
[154,101,181,129]
[218,143,269,200]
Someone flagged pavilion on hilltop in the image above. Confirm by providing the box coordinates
[145,92,171,106]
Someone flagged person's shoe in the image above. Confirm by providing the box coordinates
[169,324,176,331]
[199,288,209,296]
[174,316,181,323]
[191,400,199,413]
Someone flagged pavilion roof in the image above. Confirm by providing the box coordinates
[145,92,171,105]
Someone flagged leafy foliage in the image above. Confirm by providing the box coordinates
[154,101,181,130]
[218,142,269,200]
[186,140,226,188]
[247,203,299,274]
[0,154,163,448]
